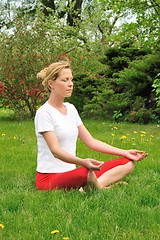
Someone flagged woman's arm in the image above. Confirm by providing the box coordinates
[78,124,147,161]
[41,131,103,170]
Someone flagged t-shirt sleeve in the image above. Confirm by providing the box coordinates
[72,105,83,127]
[35,108,55,134]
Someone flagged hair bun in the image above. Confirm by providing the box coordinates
[36,67,48,80]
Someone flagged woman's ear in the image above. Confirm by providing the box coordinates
[48,79,54,90]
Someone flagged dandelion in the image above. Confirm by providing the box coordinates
[140,134,145,137]
[120,135,127,140]
[51,229,60,235]
[111,134,115,137]
[133,131,137,134]
[113,127,118,130]
[2,133,6,136]
[63,237,69,240]
[0,224,4,229]
[140,131,146,135]
[13,136,17,139]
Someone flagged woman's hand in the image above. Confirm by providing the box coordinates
[124,150,148,162]
[83,158,104,170]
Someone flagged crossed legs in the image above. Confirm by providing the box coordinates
[36,158,135,191]
[86,159,135,189]
[97,161,135,187]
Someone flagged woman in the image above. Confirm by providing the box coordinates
[35,61,147,191]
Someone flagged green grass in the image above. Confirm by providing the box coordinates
[0,110,160,240]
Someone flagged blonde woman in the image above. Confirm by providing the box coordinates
[35,61,147,191]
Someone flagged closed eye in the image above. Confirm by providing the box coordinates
[62,78,73,82]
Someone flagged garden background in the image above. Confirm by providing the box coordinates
[0,0,160,239]
[0,0,160,123]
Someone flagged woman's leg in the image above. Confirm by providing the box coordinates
[36,158,134,191]
[86,170,103,190]
[80,158,134,191]
[97,161,135,187]
[36,168,89,190]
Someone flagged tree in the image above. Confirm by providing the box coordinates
[0,10,103,118]
[0,0,159,48]
[99,42,160,123]
[0,0,159,122]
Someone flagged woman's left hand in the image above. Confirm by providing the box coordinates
[125,150,148,162]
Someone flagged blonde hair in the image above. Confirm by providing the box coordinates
[37,61,71,91]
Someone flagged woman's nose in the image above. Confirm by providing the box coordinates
[68,80,73,86]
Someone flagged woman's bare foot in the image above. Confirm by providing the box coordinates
[102,181,128,190]
[115,181,128,185]
[86,170,103,190]
[79,187,85,193]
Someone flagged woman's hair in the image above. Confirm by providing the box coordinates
[37,61,71,91]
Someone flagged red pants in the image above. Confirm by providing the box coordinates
[36,158,131,191]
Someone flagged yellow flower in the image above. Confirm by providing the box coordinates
[51,229,60,235]
[13,136,17,139]
[63,237,69,240]
[120,135,127,140]
[0,224,4,229]
[2,133,6,136]
[140,131,146,135]
[140,134,145,137]
[113,127,118,130]
[111,134,115,137]
[133,131,137,134]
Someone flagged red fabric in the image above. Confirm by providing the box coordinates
[36,157,131,191]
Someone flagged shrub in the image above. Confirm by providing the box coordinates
[0,11,103,118]
[152,73,160,107]
[127,108,153,124]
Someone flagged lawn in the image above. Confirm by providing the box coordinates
[0,110,160,240]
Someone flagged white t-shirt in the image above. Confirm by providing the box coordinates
[34,101,83,173]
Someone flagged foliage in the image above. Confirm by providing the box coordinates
[0,1,160,123]
[99,43,160,123]
[0,0,159,49]
[0,14,49,118]
[0,10,103,118]
[152,73,160,107]
[70,74,114,119]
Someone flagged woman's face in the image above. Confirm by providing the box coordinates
[49,68,74,98]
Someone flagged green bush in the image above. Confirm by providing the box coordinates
[152,73,160,107]
[71,74,114,119]
[0,10,104,119]
[0,11,159,124]
[0,14,54,118]
[127,108,153,124]
[99,43,160,123]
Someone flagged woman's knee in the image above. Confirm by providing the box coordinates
[125,160,135,174]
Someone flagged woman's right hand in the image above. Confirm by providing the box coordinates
[83,158,104,171]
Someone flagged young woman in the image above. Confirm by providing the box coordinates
[35,61,147,191]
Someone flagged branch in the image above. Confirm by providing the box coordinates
[149,0,160,16]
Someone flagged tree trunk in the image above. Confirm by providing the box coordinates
[67,0,83,26]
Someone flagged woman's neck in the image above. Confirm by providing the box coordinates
[48,96,65,108]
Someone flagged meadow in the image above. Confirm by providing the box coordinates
[0,110,160,240]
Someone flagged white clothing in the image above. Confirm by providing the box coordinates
[34,101,82,173]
